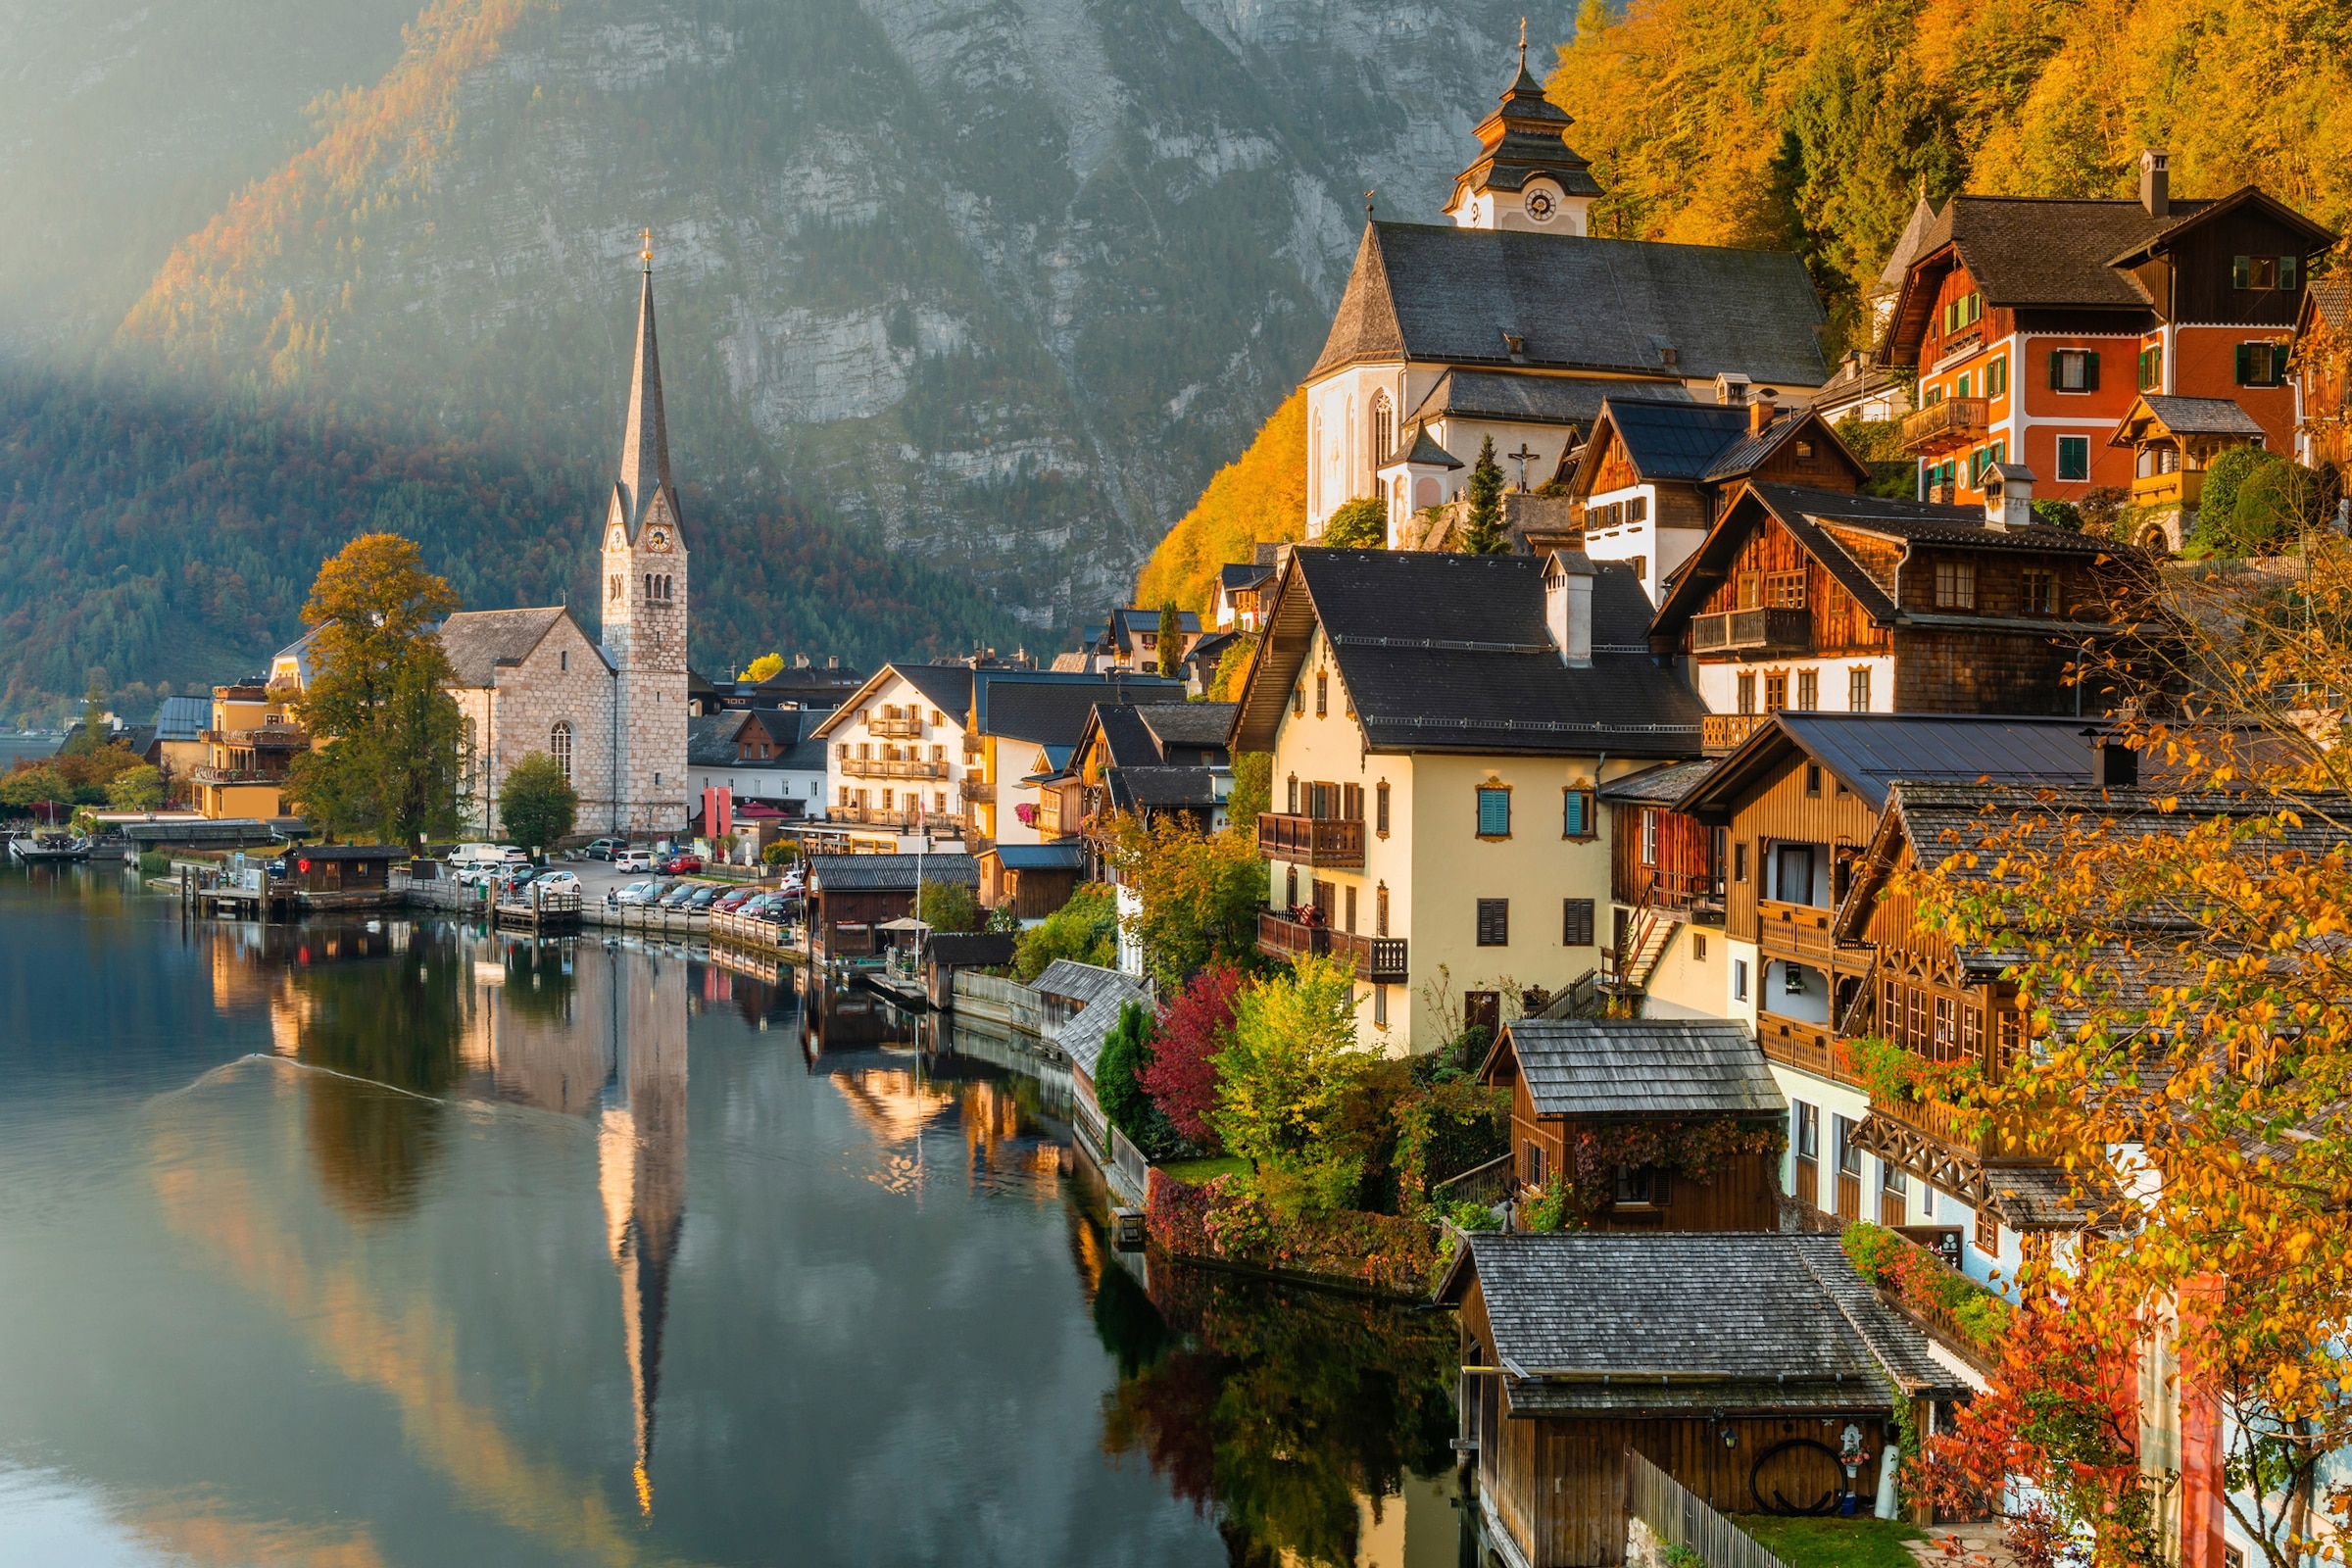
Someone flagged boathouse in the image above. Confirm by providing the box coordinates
[1477,1019,1786,1231]
[803,854,978,963]
[275,845,405,906]
[1438,1232,1970,1568]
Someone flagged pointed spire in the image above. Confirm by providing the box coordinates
[615,231,673,538]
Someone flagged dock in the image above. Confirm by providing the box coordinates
[492,888,581,932]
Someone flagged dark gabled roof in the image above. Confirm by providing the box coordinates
[1310,222,1829,387]
[1220,562,1275,593]
[2303,275,2352,333]
[922,932,1017,968]
[1136,702,1236,750]
[438,607,594,688]
[1651,483,2123,637]
[1107,607,1202,654]
[1401,369,1692,431]
[988,842,1087,872]
[2115,395,2266,443]
[1085,705,1163,770]
[1596,399,1748,482]
[1597,756,1721,807]
[1109,766,1223,811]
[806,854,979,892]
[1235,549,1708,758]
[1484,1019,1784,1118]
[1439,1233,1966,1413]
[114,725,156,759]
[688,710,752,767]
[1390,421,1466,468]
[2104,184,2336,270]
[1699,408,1867,485]
[153,695,211,743]
[1683,711,2105,817]
[810,663,976,738]
[976,672,1184,746]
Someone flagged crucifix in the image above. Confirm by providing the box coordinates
[1506,442,1542,491]
[1518,16,1528,69]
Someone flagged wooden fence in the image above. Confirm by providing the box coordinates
[1430,1153,1514,1209]
[952,970,1044,1036]
[1624,1448,1789,1568]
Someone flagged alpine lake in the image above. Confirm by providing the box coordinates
[0,862,1469,1567]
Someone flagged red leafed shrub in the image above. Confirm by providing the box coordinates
[1138,962,1246,1148]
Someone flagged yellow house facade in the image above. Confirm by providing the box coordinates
[195,680,308,821]
[1233,548,1710,1054]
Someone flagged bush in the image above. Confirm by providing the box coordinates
[2192,448,2327,557]
[1842,1220,2014,1357]
[1320,496,1387,549]
[1013,882,1118,980]
[761,840,800,867]
[914,877,980,933]
[1140,962,1247,1149]
[106,763,165,811]
[1103,812,1268,991]
[1145,1170,1440,1297]
[2031,498,2082,530]
[498,751,577,852]
[1212,955,1375,1219]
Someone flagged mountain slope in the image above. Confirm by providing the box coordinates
[1133,386,1305,614]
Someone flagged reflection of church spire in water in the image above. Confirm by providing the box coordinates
[595,952,688,1516]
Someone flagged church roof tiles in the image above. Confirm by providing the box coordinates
[439,607,602,688]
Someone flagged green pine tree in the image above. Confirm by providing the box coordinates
[1156,601,1184,679]
[1460,435,1510,555]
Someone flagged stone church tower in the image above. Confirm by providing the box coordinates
[600,236,690,833]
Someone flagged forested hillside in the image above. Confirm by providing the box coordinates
[0,369,1021,721]
[1132,389,1306,614]
[1553,0,2352,351]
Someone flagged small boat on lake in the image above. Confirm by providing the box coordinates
[11,834,93,863]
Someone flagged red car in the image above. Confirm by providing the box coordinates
[656,852,703,875]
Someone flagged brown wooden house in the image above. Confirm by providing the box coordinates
[1648,483,2132,736]
[804,853,979,963]
[1477,1018,1785,1232]
[1597,758,1723,996]
[1440,1232,1970,1568]
[276,844,404,906]
[2293,273,2351,479]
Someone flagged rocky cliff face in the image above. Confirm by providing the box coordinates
[7,0,1533,642]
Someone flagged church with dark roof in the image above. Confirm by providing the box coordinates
[442,236,692,839]
[1303,39,1832,562]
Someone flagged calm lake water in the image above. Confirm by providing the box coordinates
[0,865,1465,1567]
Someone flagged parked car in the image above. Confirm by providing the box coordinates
[524,869,580,897]
[499,846,530,865]
[447,843,506,872]
[613,849,655,872]
[656,881,701,909]
[711,887,760,913]
[681,885,721,912]
[583,838,627,860]
[656,851,703,875]
[608,878,662,907]
[775,870,806,897]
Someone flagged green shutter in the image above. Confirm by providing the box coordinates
[2082,352,2099,391]
[2281,255,2298,291]
[2233,255,2252,289]
[1562,790,1586,837]
[1478,788,1509,837]
[2236,344,2253,385]
[2048,350,2064,389]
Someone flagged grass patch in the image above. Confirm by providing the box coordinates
[1156,1155,1249,1185]
[1730,1515,1927,1568]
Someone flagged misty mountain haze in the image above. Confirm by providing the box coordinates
[0,0,1541,713]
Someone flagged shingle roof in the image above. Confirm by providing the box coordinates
[1390,421,1466,467]
[1603,400,1750,481]
[806,854,979,893]
[115,724,156,758]
[1136,702,1236,750]
[1034,959,1153,1076]
[1221,562,1275,592]
[438,607,585,688]
[1239,549,1708,758]
[1108,607,1202,653]
[1598,757,1721,807]
[989,843,1086,872]
[688,710,751,767]
[1685,712,2105,816]
[2132,395,2267,439]
[1442,1233,1967,1413]
[2308,275,2352,332]
[152,696,211,744]
[1874,196,1940,294]
[1109,767,1223,810]
[1087,705,1163,769]
[1034,958,1145,1009]
[1490,1019,1784,1118]
[1310,222,1829,387]
[1402,369,1692,431]
[893,664,977,721]
[976,673,1184,745]
[1698,410,1831,483]
[1932,196,2206,310]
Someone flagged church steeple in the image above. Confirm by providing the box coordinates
[614,229,674,541]
[1446,25,1602,234]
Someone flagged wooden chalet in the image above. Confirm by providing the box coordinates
[276,844,404,906]
[1648,483,2132,734]
[2105,394,2268,527]
[1477,1018,1785,1231]
[2293,274,2351,475]
[804,854,979,963]
[1648,716,2123,1272]
[1441,1232,1970,1568]
[1597,758,1723,995]
[976,841,1084,920]
[1568,395,1870,605]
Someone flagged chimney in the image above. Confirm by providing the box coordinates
[1714,371,1751,407]
[2087,731,2137,788]
[795,653,811,668]
[2140,149,2169,219]
[826,655,838,668]
[1983,463,2034,531]
[1748,395,1777,436]
[1544,551,1598,667]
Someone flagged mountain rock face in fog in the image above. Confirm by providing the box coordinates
[14,0,1529,632]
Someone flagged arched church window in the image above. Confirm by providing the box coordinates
[1345,395,1356,495]
[1309,409,1323,517]
[550,721,574,781]
[1371,392,1393,466]
[610,575,620,601]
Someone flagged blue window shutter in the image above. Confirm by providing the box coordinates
[1563,791,1585,837]
[1478,788,1509,836]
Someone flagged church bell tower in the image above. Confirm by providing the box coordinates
[1445,25,1602,235]
[601,231,690,833]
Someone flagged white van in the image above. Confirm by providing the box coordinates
[613,848,655,872]
[447,843,505,870]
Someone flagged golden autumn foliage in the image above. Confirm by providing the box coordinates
[1555,0,2352,349]
[1133,387,1306,614]
[117,0,552,379]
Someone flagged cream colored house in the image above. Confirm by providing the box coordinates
[1231,548,1710,1054]
[810,664,976,850]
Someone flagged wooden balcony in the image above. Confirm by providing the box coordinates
[868,717,924,738]
[1866,1084,1999,1159]
[840,757,948,780]
[1757,897,1835,962]
[2132,468,2204,511]
[1690,607,1809,657]
[1756,1009,1842,1081]
[1257,812,1364,868]
[1702,713,1769,753]
[220,725,308,749]
[960,779,995,802]
[1899,397,1989,455]
[1256,911,1406,982]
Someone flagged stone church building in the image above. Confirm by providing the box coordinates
[449,249,691,840]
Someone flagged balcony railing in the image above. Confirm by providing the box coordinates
[1867,1084,2000,1158]
[840,757,948,780]
[835,807,929,828]
[1756,1009,1839,1079]
[1701,713,1769,753]
[1899,397,1989,455]
[1257,813,1364,867]
[961,779,995,803]
[1757,897,1836,962]
[2132,468,2204,511]
[1690,608,1809,656]
[1256,911,1406,982]
[221,725,309,749]
[867,717,924,738]
[192,766,285,786]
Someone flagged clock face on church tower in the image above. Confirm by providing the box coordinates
[1523,188,1558,223]
[647,526,673,554]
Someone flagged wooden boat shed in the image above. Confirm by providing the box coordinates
[804,853,978,963]
[1478,1019,1787,1232]
[1438,1232,1971,1568]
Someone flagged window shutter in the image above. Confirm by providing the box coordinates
[1563,898,1594,946]
[2082,352,2099,391]
[2233,255,2252,289]
[1562,789,1585,837]
[1478,788,1510,837]
[2047,351,2063,390]
[2282,254,2299,292]
[2236,344,2253,385]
